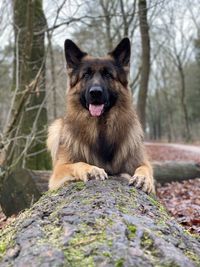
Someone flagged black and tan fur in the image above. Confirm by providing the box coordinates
[47,38,155,193]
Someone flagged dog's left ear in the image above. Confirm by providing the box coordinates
[109,38,130,67]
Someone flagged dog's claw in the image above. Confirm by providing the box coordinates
[129,175,154,194]
[87,166,108,181]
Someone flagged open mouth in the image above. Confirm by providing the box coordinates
[89,104,105,117]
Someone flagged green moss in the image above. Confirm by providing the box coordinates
[141,231,154,249]
[185,250,200,265]
[148,195,166,212]
[116,205,129,214]
[48,199,69,219]
[183,228,200,240]
[115,258,124,267]
[42,224,63,248]
[74,182,85,191]
[150,197,168,213]
[0,225,16,258]
[81,198,92,205]
[129,187,136,195]
[157,218,166,224]
[42,181,84,198]
[0,243,7,254]
[64,219,113,265]
[108,240,113,247]
[155,262,180,267]
[147,195,170,224]
[113,188,137,214]
[127,224,137,239]
[69,232,105,247]
[94,217,114,228]
[42,188,59,197]
[103,251,112,258]
[65,248,94,267]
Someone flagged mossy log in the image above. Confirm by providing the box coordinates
[0,179,200,267]
[1,161,199,217]
[31,161,200,194]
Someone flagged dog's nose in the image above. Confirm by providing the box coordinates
[89,86,103,98]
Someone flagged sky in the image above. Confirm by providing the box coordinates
[0,0,78,49]
[0,0,199,55]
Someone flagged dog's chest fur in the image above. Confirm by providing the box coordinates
[94,128,117,163]
[62,102,144,175]
[65,115,131,174]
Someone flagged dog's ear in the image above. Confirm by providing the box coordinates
[109,38,130,67]
[64,39,87,68]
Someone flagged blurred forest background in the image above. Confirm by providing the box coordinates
[0,0,199,173]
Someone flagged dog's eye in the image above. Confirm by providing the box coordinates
[82,72,91,79]
[104,72,113,79]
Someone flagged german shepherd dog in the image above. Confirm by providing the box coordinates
[47,38,155,194]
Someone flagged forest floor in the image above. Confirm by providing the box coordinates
[146,142,200,235]
[146,142,200,162]
[0,142,200,234]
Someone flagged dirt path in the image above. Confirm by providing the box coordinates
[166,143,200,154]
[145,142,200,162]
[146,142,200,154]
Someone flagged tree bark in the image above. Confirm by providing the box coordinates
[177,58,191,141]
[1,161,198,217]
[0,0,50,220]
[0,179,199,267]
[99,0,114,51]
[30,161,200,194]
[9,0,50,170]
[47,33,57,119]
[137,0,151,131]
[0,169,41,217]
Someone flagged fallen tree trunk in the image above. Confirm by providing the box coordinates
[1,161,199,216]
[0,169,41,217]
[0,179,199,267]
[153,161,200,184]
[31,161,200,193]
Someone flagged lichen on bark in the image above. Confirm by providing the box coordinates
[0,179,199,267]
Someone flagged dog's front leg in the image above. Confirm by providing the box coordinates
[49,162,108,190]
[129,162,155,194]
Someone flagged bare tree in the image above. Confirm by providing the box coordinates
[161,8,192,141]
[137,0,151,130]
[5,0,50,170]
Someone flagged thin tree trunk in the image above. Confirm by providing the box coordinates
[100,0,113,51]
[137,0,151,131]
[47,33,57,119]
[177,61,191,141]
[155,90,162,139]
[163,90,173,142]
[119,0,129,36]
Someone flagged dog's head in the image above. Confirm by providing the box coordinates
[64,38,130,117]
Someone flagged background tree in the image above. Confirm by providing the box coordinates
[137,0,151,130]
[5,0,50,170]
[0,0,50,214]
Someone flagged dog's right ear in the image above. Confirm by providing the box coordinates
[64,39,87,68]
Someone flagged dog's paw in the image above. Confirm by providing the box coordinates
[129,175,155,194]
[89,166,108,181]
[81,166,108,182]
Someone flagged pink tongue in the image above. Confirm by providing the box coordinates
[89,104,104,117]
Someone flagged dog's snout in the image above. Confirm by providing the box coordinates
[89,86,103,98]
